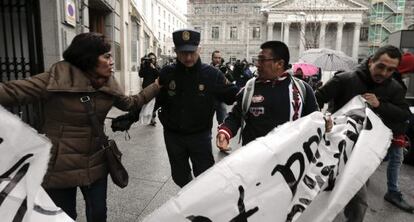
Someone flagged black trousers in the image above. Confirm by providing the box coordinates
[163,130,215,187]
[45,176,108,222]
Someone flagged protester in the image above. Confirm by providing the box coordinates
[155,29,238,187]
[315,45,413,220]
[294,67,305,80]
[233,59,253,88]
[211,50,229,124]
[139,52,160,125]
[0,32,160,222]
[216,41,318,149]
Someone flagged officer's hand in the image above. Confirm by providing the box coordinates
[362,93,380,108]
[216,133,229,151]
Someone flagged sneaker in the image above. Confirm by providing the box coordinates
[384,192,414,213]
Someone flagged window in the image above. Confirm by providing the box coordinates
[230,6,238,13]
[195,7,201,14]
[212,26,219,39]
[212,6,219,14]
[254,6,261,14]
[158,19,161,28]
[252,27,260,39]
[230,26,237,39]
[194,26,201,32]
[360,27,368,41]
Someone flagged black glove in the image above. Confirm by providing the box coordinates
[111,109,140,132]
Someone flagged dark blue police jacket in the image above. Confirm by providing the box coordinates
[157,58,238,134]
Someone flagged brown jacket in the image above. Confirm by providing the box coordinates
[0,61,160,188]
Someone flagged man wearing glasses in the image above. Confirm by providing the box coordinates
[315,45,413,221]
[216,41,318,149]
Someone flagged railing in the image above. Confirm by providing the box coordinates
[0,0,44,130]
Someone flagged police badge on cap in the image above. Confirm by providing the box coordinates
[173,29,200,52]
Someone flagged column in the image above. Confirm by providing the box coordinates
[222,22,226,41]
[352,23,361,59]
[283,22,290,45]
[267,22,273,40]
[204,21,208,44]
[319,22,327,49]
[336,22,344,51]
[299,22,305,56]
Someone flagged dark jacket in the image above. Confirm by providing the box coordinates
[315,59,410,135]
[219,76,319,145]
[0,61,160,188]
[139,65,160,88]
[157,59,238,134]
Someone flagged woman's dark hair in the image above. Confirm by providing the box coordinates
[63,32,111,72]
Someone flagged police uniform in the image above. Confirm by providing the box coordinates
[157,29,238,187]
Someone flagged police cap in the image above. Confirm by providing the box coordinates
[173,29,200,52]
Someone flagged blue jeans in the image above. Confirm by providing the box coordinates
[386,143,403,193]
[45,176,108,222]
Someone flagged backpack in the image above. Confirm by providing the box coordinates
[239,75,307,142]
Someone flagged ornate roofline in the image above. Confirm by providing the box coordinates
[263,0,369,12]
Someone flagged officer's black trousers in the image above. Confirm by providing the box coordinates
[163,130,215,187]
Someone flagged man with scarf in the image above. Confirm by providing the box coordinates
[156,29,239,188]
[315,45,413,221]
[216,41,318,149]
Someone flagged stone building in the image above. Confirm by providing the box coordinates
[188,0,267,63]
[187,0,370,63]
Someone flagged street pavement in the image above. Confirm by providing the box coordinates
[75,108,414,222]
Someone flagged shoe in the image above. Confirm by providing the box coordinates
[384,192,414,213]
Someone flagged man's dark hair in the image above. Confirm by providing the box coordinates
[372,45,402,63]
[63,32,111,72]
[260,41,290,70]
[147,52,156,59]
[211,50,220,59]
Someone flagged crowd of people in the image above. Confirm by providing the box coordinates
[1,28,414,222]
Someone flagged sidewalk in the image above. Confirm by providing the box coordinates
[75,109,414,222]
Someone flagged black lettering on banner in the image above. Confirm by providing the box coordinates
[187,186,258,222]
[229,186,259,222]
[33,204,64,215]
[0,163,30,206]
[271,153,305,196]
[0,154,34,179]
[302,128,322,163]
[0,137,3,144]
[13,198,27,222]
[0,154,33,221]
[186,215,212,222]
[286,204,306,222]
[364,117,372,130]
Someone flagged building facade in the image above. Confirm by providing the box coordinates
[136,0,188,63]
[0,0,159,128]
[188,0,370,63]
[188,0,267,63]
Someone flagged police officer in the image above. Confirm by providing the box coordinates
[157,29,238,187]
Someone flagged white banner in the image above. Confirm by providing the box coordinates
[0,106,73,222]
[143,96,392,222]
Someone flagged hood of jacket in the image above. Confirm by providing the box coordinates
[46,61,124,96]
